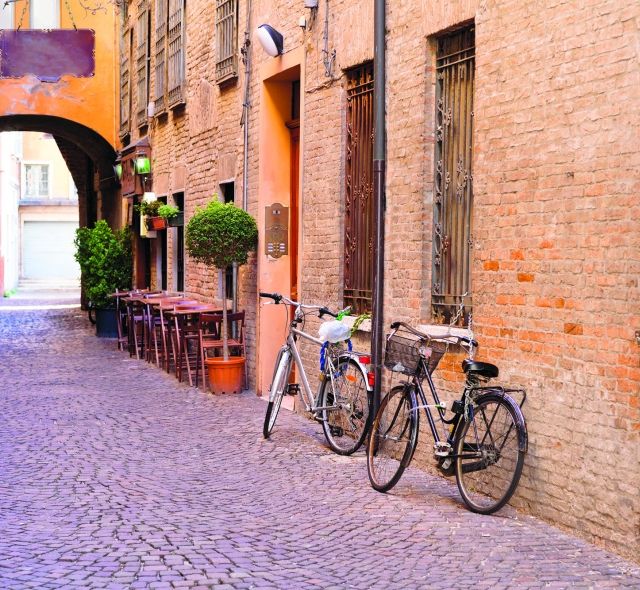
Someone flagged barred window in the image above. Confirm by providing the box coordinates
[432,25,475,325]
[215,0,238,84]
[154,0,167,114]
[135,0,150,127]
[167,0,185,107]
[344,62,374,314]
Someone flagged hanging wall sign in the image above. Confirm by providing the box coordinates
[265,203,289,258]
[0,29,95,81]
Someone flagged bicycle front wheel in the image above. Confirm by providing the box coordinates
[367,385,419,492]
[320,357,372,455]
[263,348,292,439]
[454,393,527,514]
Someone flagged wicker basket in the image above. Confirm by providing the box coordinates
[384,333,448,376]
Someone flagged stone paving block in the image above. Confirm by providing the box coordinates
[0,306,639,589]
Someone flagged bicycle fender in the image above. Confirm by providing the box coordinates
[338,351,374,392]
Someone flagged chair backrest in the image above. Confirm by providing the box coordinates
[198,312,223,337]
[226,311,245,342]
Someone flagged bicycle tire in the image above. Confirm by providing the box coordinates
[454,392,527,514]
[320,356,372,455]
[367,385,419,492]
[263,348,292,439]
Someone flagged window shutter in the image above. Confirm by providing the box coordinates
[344,63,375,314]
[167,0,185,107]
[154,0,167,115]
[135,0,150,127]
[119,10,130,137]
[215,0,238,84]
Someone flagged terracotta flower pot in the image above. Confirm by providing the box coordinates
[205,356,245,394]
[146,216,167,230]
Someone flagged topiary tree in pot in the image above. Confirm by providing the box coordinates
[74,220,133,337]
[185,199,258,392]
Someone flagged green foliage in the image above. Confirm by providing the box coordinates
[185,200,258,270]
[74,220,133,309]
[157,204,180,219]
[136,200,162,216]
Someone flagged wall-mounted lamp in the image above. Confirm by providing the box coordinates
[115,162,123,180]
[134,155,151,175]
[257,24,284,57]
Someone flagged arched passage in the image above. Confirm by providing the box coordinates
[0,115,121,229]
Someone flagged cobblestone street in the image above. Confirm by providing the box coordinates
[1,298,639,589]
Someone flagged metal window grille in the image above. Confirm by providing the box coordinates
[135,1,149,127]
[215,0,238,84]
[432,26,475,325]
[119,10,130,136]
[344,62,374,314]
[154,0,167,114]
[167,0,185,107]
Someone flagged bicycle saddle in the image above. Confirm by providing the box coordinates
[461,359,499,379]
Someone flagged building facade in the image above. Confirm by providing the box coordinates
[116,0,638,561]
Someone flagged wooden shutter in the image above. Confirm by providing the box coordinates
[215,0,238,84]
[135,0,150,127]
[119,10,130,137]
[344,63,375,314]
[167,0,185,107]
[432,26,475,324]
[154,0,167,115]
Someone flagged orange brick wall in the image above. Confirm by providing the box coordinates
[121,0,640,561]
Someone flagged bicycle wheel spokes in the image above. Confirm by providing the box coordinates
[321,359,371,455]
[455,395,525,514]
[367,386,418,492]
[263,350,292,439]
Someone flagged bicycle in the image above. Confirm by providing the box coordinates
[367,321,528,514]
[259,292,373,455]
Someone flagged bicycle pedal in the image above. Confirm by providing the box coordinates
[434,441,452,457]
[286,384,300,396]
[329,426,344,437]
[437,458,455,477]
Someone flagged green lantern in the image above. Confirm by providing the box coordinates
[134,155,151,175]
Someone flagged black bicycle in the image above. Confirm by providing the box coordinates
[367,322,528,514]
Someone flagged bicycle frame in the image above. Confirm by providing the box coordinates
[269,304,372,413]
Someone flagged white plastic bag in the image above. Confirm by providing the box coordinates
[318,320,351,343]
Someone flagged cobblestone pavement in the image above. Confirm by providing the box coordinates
[1,302,639,589]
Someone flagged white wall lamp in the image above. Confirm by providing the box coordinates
[257,24,284,57]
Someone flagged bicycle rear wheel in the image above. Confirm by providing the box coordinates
[454,393,526,514]
[367,385,419,492]
[320,357,372,455]
[263,348,292,439]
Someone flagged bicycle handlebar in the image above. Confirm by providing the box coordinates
[259,292,342,319]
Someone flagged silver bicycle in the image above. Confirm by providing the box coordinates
[259,292,373,455]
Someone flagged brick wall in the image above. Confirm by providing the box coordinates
[120,0,640,561]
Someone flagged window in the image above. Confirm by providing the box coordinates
[154,0,167,114]
[220,181,235,203]
[30,0,59,29]
[215,0,238,84]
[24,164,50,199]
[173,193,184,291]
[344,62,374,314]
[167,0,185,107]
[431,25,475,325]
[119,7,131,137]
[136,0,150,127]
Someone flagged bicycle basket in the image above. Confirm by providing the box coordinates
[384,333,448,376]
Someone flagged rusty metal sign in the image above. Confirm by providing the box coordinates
[0,29,95,81]
[265,202,288,258]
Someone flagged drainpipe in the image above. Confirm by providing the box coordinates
[235,0,253,315]
[371,0,386,416]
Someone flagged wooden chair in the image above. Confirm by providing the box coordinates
[197,311,246,389]
[172,305,216,386]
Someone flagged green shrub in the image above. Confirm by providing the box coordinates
[157,204,180,219]
[136,200,162,217]
[74,220,133,309]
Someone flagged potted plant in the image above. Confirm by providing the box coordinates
[157,203,184,227]
[186,199,258,393]
[74,220,133,337]
[137,200,166,231]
